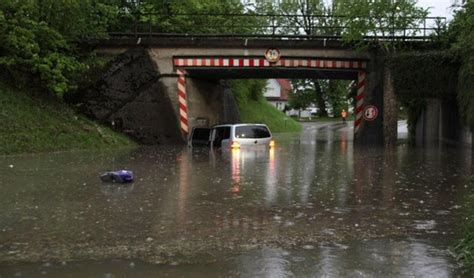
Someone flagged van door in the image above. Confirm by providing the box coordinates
[189,127,211,147]
[211,126,231,148]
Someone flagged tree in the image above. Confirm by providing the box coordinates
[449,1,474,130]
[325,80,352,116]
[289,79,318,116]
[0,1,83,95]
[337,0,428,51]
[0,0,120,95]
[112,0,259,34]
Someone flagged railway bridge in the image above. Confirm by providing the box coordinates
[78,14,443,145]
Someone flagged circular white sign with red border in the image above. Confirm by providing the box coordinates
[363,105,379,121]
[264,48,281,63]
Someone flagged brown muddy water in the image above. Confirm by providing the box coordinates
[0,122,473,277]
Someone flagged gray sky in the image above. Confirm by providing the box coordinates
[418,0,455,19]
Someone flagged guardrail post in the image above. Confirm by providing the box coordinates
[423,18,426,41]
[271,15,276,37]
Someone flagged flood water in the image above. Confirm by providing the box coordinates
[1,122,473,277]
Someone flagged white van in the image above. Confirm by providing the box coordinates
[189,124,274,149]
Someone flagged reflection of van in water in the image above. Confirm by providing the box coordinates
[189,124,274,149]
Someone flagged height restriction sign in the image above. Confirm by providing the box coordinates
[363,105,378,121]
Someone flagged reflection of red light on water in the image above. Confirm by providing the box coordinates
[269,147,275,162]
[231,185,240,193]
[231,149,241,193]
[231,149,241,182]
[340,133,348,153]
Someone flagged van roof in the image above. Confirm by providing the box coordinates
[213,123,268,128]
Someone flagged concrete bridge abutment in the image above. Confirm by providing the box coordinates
[416,98,473,147]
[185,78,240,129]
[355,52,397,147]
[75,47,241,144]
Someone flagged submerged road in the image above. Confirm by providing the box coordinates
[0,122,472,277]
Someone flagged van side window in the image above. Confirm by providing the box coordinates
[213,126,231,147]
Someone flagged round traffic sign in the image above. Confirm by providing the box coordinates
[363,105,379,121]
[264,48,281,63]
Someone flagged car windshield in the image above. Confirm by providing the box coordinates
[235,125,271,139]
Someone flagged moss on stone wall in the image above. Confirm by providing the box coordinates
[388,51,461,142]
[389,51,460,99]
[458,59,474,131]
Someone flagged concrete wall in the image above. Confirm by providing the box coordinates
[112,79,183,144]
[355,52,384,146]
[416,98,473,147]
[416,99,441,146]
[186,78,240,127]
[383,64,398,147]
[77,47,242,144]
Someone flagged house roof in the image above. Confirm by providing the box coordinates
[276,79,292,101]
[276,79,292,91]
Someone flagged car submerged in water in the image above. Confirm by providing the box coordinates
[189,123,275,150]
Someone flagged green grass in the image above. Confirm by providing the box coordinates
[0,82,137,155]
[237,100,301,133]
[230,79,301,133]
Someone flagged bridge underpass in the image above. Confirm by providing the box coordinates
[174,55,368,134]
[87,38,400,146]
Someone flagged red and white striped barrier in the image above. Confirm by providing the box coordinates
[173,57,367,70]
[354,71,366,135]
[175,56,368,136]
[176,69,188,135]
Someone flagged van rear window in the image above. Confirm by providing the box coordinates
[235,126,271,139]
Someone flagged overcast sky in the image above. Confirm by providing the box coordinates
[418,0,455,19]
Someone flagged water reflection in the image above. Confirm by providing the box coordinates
[230,149,241,194]
[1,239,458,277]
[100,183,135,196]
[0,122,472,276]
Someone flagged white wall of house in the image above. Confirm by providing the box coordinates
[268,100,288,111]
[264,79,280,98]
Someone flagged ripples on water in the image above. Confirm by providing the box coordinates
[0,122,472,276]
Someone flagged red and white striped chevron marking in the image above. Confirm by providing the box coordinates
[173,57,367,69]
[354,71,366,135]
[177,69,188,134]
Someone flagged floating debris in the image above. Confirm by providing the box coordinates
[100,170,134,183]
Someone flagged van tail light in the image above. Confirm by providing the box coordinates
[269,140,275,148]
[231,141,240,149]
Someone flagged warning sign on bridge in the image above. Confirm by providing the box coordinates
[363,105,379,121]
[264,48,281,63]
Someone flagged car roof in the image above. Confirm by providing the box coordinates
[213,123,268,128]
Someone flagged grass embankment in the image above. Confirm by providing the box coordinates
[0,82,136,155]
[230,80,301,133]
[237,100,301,132]
[455,176,474,272]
